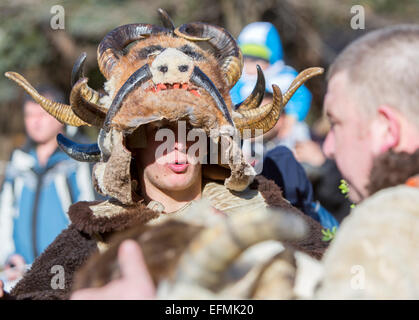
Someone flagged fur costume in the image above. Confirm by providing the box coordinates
[312,149,419,299]
[3,9,326,300]
[6,176,328,300]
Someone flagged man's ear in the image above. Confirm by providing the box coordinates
[376,105,401,153]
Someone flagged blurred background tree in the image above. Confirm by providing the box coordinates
[0,0,418,168]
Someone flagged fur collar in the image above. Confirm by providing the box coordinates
[68,200,159,235]
[68,175,326,261]
[68,177,274,236]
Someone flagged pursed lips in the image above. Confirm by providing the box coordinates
[167,162,189,173]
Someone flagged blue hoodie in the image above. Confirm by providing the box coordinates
[0,145,96,265]
[230,22,312,122]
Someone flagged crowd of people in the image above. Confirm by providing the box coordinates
[0,12,418,300]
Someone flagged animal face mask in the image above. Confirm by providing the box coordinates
[6,9,323,205]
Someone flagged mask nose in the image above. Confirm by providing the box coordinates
[151,48,193,84]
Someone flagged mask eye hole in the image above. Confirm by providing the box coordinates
[178,65,189,72]
[158,65,168,73]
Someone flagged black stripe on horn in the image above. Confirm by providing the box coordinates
[190,66,235,128]
[71,52,87,86]
[57,133,101,162]
[158,8,175,31]
[234,65,265,111]
[104,63,153,130]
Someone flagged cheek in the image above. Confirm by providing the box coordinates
[143,161,168,185]
[38,117,62,135]
[24,119,34,132]
[334,125,374,190]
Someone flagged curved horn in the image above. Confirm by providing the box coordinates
[104,63,153,130]
[97,24,166,79]
[173,209,307,290]
[234,67,324,138]
[175,22,243,88]
[71,52,103,105]
[157,8,175,31]
[70,78,107,127]
[190,66,235,128]
[5,72,88,127]
[282,67,324,106]
[234,85,283,138]
[70,52,108,126]
[57,133,101,162]
[234,65,265,112]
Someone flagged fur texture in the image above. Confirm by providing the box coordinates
[10,225,98,300]
[367,149,419,196]
[5,176,327,300]
[72,176,327,297]
[316,185,419,299]
[314,149,419,299]
[92,29,255,203]
[251,176,328,260]
[105,35,232,133]
[69,200,159,235]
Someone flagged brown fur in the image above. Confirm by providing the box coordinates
[10,225,98,300]
[72,176,327,293]
[68,200,159,235]
[367,149,419,196]
[101,138,134,204]
[6,176,326,300]
[108,34,233,133]
[72,220,203,291]
[250,176,328,260]
[72,220,299,296]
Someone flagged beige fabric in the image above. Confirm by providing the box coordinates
[149,180,267,226]
[89,200,134,218]
[202,181,267,214]
[316,185,419,299]
[92,233,110,254]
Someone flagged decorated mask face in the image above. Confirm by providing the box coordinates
[6,9,323,205]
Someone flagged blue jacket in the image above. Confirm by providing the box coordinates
[0,145,95,265]
[261,146,338,230]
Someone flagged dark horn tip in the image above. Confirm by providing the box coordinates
[71,52,88,87]
[157,8,175,31]
[234,64,265,111]
[57,133,101,162]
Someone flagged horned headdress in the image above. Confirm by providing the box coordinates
[5,9,323,206]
